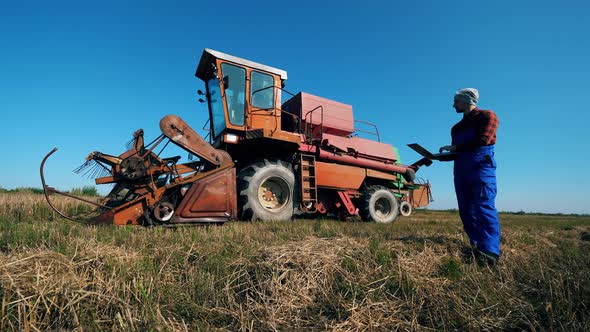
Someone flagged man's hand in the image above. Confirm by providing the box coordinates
[439,145,457,153]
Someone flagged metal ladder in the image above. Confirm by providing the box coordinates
[300,154,317,210]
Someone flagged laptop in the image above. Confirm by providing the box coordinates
[407,143,457,161]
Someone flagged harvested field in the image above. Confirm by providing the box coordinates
[1,191,589,331]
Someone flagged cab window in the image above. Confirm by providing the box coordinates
[221,63,246,126]
[206,77,225,138]
[251,71,275,109]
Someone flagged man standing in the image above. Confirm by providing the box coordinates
[440,88,501,264]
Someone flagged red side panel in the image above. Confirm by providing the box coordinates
[174,168,237,222]
[283,92,354,136]
[315,161,366,189]
[322,133,398,162]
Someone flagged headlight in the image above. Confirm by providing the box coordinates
[224,133,239,143]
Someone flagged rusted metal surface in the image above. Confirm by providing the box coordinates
[174,167,236,222]
[410,183,431,208]
[160,115,226,165]
[41,148,113,223]
[41,114,236,226]
[91,201,145,226]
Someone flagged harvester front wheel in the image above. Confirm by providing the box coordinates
[237,159,294,221]
[360,186,399,223]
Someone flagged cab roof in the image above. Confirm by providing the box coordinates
[195,48,288,81]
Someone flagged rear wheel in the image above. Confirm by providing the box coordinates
[359,186,399,223]
[399,200,412,217]
[237,159,294,221]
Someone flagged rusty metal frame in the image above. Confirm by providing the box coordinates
[40,148,112,223]
[41,114,238,226]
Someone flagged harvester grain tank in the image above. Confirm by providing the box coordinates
[40,49,433,225]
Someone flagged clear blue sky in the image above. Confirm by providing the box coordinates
[1,1,589,214]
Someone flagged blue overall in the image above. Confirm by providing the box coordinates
[453,127,501,256]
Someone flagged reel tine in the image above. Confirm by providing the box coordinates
[73,160,93,174]
[73,160,111,179]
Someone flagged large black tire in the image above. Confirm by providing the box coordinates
[237,159,295,221]
[359,186,399,223]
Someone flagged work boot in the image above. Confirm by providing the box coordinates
[476,250,499,266]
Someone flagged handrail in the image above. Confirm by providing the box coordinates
[353,120,380,142]
[279,87,297,98]
[303,105,324,144]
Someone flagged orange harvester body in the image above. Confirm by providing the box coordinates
[41,49,433,225]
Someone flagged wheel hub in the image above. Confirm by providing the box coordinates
[258,177,290,212]
[263,188,274,201]
[120,156,147,179]
[154,201,175,222]
[374,197,392,219]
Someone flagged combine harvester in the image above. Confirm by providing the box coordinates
[41,49,435,226]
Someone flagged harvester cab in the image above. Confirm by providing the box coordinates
[195,49,301,154]
[41,48,434,226]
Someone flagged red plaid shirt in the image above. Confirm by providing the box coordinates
[451,108,498,152]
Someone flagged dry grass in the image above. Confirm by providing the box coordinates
[0,191,589,331]
[0,191,97,222]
